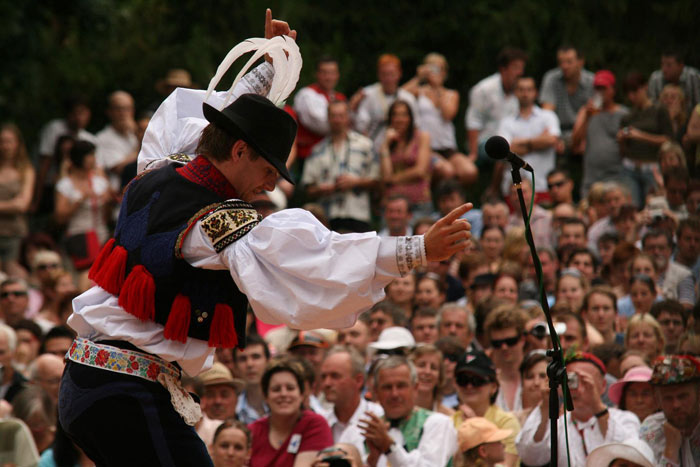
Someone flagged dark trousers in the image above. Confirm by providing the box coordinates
[59,360,213,467]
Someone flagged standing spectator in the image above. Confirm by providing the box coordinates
[378,194,413,237]
[235,334,270,424]
[618,72,674,207]
[642,229,695,308]
[199,362,244,421]
[0,124,34,277]
[293,56,346,159]
[0,324,26,403]
[650,300,688,353]
[34,96,96,214]
[507,179,553,248]
[353,54,418,143]
[546,168,575,206]
[466,47,527,163]
[516,351,640,466]
[359,356,457,467]
[660,84,689,142]
[540,45,595,153]
[625,313,665,362]
[403,53,477,185]
[674,216,700,281]
[319,346,383,463]
[573,70,629,197]
[248,358,333,466]
[648,49,700,114]
[494,76,561,200]
[302,100,379,232]
[95,90,139,192]
[640,354,700,466]
[379,101,433,217]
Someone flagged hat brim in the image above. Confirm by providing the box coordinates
[455,368,496,379]
[587,443,654,467]
[203,102,294,184]
[369,341,415,351]
[202,377,246,392]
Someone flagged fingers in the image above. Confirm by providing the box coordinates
[438,203,473,225]
[289,29,297,40]
[264,8,272,39]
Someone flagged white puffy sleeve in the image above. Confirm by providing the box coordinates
[182,208,426,330]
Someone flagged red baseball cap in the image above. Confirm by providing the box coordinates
[594,70,616,88]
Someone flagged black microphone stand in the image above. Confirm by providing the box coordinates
[509,166,573,466]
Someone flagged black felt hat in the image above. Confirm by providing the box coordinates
[202,94,297,184]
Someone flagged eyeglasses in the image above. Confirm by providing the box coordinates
[0,291,28,299]
[456,373,491,388]
[548,180,566,190]
[490,335,521,348]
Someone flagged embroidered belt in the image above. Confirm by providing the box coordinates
[67,338,202,426]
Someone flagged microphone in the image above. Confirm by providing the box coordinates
[485,136,533,172]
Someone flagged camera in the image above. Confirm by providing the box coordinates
[567,372,579,390]
[322,456,352,467]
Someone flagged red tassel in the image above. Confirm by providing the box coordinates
[164,294,191,343]
[208,304,238,348]
[118,265,156,321]
[88,238,115,282]
[92,245,128,295]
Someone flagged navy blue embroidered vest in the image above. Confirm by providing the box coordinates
[88,160,259,348]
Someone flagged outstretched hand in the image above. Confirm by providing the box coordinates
[424,203,472,262]
[264,8,297,41]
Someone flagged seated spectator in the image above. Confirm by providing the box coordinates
[379,101,433,218]
[546,168,575,207]
[248,358,333,466]
[367,301,407,342]
[40,325,74,358]
[456,417,512,467]
[572,70,629,198]
[27,353,64,405]
[234,334,270,424]
[480,225,505,273]
[433,178,483,239]
[352,54,418,144]
[659,84,688,142]
[619,349,652,376]
[435,336,466,410]
[368,327,415,358]
[301,100,379,233]
[516,350,549,425]
[683,103,700,166]
[611,204,640,244]
[553,309,590,353]
[0,278,30,327]
[629,274,660,315]
[0,124,35,277]
[337,315,372,359]
[674,216,700,282]
[11,385,56,453]
[492,270,520,304]
[384,273,415,318]
[452,350,520,467]
[625,314,665,362]
[199,362,245,421]
[410,307,438,345]
[566,247,598,283]
[414,273,446,310]
[516,351,640,466]
[288,331,330,389]
[608,365,659,424]
[209,419,251,467]
[507,179,553,248]
[319,346,383,463]
[11,320,42,375]
[611,241,640,299]
[409,344,453,416]
[359,355,457,466]
[678,333,700,354]
[640,354,700,466]
[663,167,690,220]
[648,49,700,114]
[555,268,588,312]
[293,56,346,159]
[585,438,656,467]
[311,444,363,467]
[618,72,674,207]
[378,194,413,237]
[403,53,477,185]
[482,198,509,231]
[95,90,139,192]
[650,300,688,353]
[0,324,26,403]
[582,286,623,346]
[437,303,474,350]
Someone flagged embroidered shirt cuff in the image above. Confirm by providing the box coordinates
[242,62,274,96]
[395,235,426,277]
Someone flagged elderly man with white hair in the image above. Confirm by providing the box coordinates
[28,353,65,404]
[0,323,27,404]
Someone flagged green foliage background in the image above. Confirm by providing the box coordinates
[0,0,696,152]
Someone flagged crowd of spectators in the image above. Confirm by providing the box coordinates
[1,43,700,466]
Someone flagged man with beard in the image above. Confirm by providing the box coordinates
[640,354,700,466]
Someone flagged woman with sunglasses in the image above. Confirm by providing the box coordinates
[451,350,520,467]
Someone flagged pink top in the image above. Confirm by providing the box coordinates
[386,132,431,205]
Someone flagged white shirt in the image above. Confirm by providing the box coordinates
[465,73,519,141]
[322,398,384,463]
[515,406,640,466]
[38,119,97,157]
[498,106,561,195]
[294,86,334,135]
[354,83,419,142]
[68,208,426,376]
[95,125,138,190]
[376,411,457,467]
[55,174,110,241]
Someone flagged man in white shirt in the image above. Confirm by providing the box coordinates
[320,346,383,463]
[359,356,457,467]
[465,47,527,163]
[95,90,139,191]
[515,351,640,466]
[494,76,561,199]
[352,54,418,144]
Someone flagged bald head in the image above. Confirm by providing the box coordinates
[30,353,65,403]
[107,90,135,133]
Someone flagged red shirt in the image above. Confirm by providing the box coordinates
[248,410,333,467]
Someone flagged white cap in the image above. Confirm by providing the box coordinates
[369,327,416,351]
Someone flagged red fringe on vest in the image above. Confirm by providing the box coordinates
[90,244,127,295]
[118,265,156,321]
[163,294,191,343]
[208,304,238,348]
[88,238,115,281]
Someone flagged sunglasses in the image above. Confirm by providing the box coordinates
[548,180,566,190]
[490,335,521,349]
[456,373,491,388]
[0,291,28,299]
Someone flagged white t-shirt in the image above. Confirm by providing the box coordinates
[55,174,110,242]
